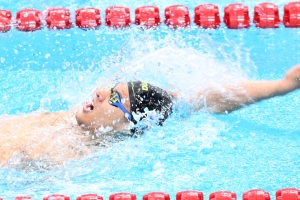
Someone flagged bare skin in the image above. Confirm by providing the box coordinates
[201,65,300,113]
[1,65,300,166]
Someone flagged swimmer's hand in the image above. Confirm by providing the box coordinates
[284,64,300,89]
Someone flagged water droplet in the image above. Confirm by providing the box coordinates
[0,57,5,63]
[44,53,50,59]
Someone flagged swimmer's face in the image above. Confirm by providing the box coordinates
[75,89,121,131]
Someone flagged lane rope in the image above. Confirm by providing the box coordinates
[4,188,300,200]
[0,2,299,31]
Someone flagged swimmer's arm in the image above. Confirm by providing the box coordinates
[196,65,300,113]
[240,79,298,102]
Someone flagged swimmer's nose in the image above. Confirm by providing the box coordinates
[95,91,105,103]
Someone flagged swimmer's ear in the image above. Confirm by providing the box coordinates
[169,91,179,99]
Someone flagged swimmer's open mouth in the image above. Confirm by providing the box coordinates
[83,103,94,113]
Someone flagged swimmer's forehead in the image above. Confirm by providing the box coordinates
[94,84,115,92]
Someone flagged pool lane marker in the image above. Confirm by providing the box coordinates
[0,3,300,31]
[4,188,300,200]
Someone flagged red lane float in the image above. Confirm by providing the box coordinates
[109,193,137,200]
[0,9,12,32]
[45,8,72,29]
[176,191,204,200]
[105,6,130,27]
[243,189,270,200]
[210,191,237,200]
[224,3,250,28]
[76,194,104,200]
[253,3,280,28]
[194,4,220,28]
[164,5,191,27]
[5,2,300,31]
[143,192,170,200]
[16,8,43,31]
[276,188,300,200]
[43,194,70,200]
[4,189,300,200]
[283,2,300,27]
[75,8,101,28]
[135,6,160,27]
[15,196,34,200]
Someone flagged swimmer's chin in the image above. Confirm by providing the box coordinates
[75,111,91,128]
[77,123,117,134]
[75,116,106,132]
[76,119,96,131]
[75,115,93,131]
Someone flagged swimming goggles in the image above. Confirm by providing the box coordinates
[108,88,133,121]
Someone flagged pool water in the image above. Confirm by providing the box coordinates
[1,0,300,199]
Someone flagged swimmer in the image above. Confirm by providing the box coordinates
[1,64,300,166]
[75,64,300,132]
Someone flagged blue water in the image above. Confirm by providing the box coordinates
[1,0,300,199]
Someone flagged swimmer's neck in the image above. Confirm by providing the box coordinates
[38,110,84,133]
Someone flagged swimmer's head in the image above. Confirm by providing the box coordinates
[75,89,127,131]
